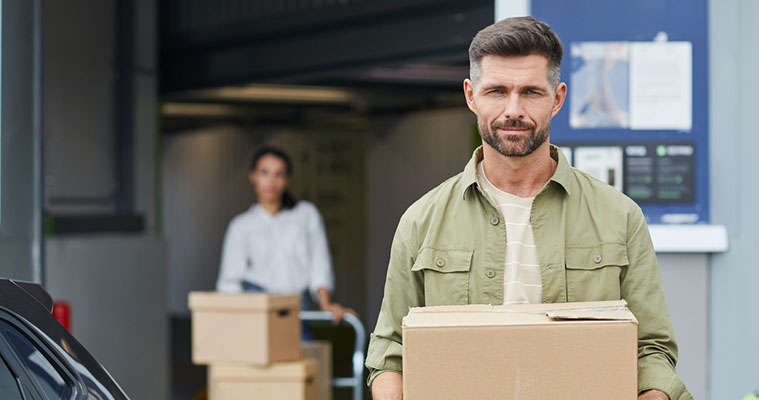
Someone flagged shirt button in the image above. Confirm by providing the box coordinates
[436,259,446,267]
[486,270,495,278]
[594,255,602,263]
[490,217,500,225]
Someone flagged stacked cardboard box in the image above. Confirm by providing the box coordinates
[208,360,317,400]
[402,300,639,400]
[301,341,333,400]
[189,292,319,400]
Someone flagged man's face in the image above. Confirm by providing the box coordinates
[464,54,566,157]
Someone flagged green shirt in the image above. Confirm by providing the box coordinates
[365,145,692,400]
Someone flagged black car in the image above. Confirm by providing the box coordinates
[0,279,129,399]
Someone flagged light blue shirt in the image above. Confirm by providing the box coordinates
[216,201,334,300]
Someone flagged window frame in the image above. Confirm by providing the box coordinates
[0,309,83,400]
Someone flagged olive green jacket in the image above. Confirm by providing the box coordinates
[366,145,692,400]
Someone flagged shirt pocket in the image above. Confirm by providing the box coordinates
[565,243,628,302]
[411,248,472,306]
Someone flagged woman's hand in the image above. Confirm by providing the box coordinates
[320,302,357,324]
[317,288,358,324]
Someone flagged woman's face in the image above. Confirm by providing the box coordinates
[249,154,289,203]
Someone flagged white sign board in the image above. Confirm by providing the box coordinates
[629,42,693,131]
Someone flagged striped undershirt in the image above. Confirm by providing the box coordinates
[477,161,543,305]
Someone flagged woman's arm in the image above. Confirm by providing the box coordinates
[305,203,356,321]
[305,203,335,299]
[216,219,247,293]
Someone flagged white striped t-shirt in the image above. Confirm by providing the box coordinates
[477,162,543,305]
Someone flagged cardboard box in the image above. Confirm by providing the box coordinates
[402,300,638,400]
[208,359,317,400]
[189,292,301,365]
[301,341,333,400]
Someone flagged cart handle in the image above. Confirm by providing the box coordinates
[299,310,365,400]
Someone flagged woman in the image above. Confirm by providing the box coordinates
[216,146,354,324]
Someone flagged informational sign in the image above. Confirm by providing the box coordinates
[574,146,624,191]
[629,42,692,131]
[560,143,695,205]
[534,0,709,224]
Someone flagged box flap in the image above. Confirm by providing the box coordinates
[211,359,317,381]
[188,291,300,311]
[546,310,638,322]
[403,300,635,328]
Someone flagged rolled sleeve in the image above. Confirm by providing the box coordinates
[365,214,424,387]
[623,206,691,399]
[638,355,693,399]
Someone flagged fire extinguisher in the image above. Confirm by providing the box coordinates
[52,301,71,332]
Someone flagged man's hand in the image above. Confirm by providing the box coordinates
[371,371,403,400]
[639,389,669,400]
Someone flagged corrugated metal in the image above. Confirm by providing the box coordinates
[167,0,377,35]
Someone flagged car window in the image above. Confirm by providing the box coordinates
[0,356,23,399]
[0,320,72,400]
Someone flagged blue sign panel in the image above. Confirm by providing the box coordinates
[532,0,709,224]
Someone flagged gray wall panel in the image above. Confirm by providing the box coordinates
[42,0,118,213]
[708,0,759,398]
[45,235,168,400]
[658,254,709,400]
[0,0,42,281]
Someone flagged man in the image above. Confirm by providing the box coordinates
[365,17,691,400]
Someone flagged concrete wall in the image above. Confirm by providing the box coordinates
[45,235,168,400]
[658,254,709,400]
[0,0,42,281]
[708,0,759,398]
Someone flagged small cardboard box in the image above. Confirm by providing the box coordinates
[402,300,638,400]
[301,341,333,400]
[189,292,301,365]
[208,359,317,400]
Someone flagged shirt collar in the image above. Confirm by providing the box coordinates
[461,144,573,200]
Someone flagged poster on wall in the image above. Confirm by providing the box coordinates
[570,42,629,129]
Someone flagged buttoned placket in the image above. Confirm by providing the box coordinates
[473,183,507,305]
[531,183,569,304]
[259,206,285,270]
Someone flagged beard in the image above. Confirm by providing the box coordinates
[478,117,550,157]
